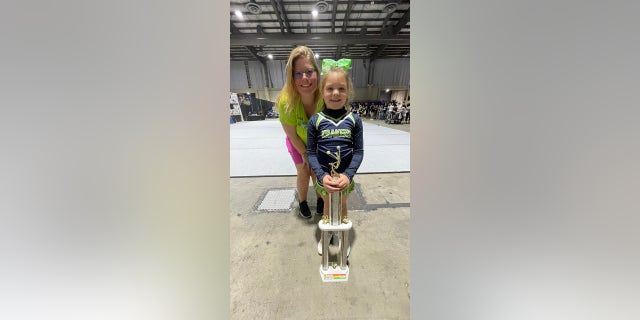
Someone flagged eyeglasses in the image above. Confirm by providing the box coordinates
[293,70,315,79]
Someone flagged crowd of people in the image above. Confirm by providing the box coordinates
[349,101,410,124]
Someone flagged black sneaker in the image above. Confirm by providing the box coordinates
[316,197,324,214]
[299,201,312,219]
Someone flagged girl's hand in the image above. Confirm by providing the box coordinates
[335,174,350,191]
[322,174,350,192]
[322,174,341,193]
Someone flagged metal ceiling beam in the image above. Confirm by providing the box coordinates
[370,44,387,61]
[341,1,354,34]
[331,0,344,59]
[370,8,411,61]
[380,12,393,31]
[331,0,338,34]
[243,46,272,88]
[245,46,266,63]
[393,8,410,34]
[230,21,240,34]
[232,21,264,63]
[228,9,409,17]
[269,0,286,34]
[279,0,293,34]
[272,0,292,34]
[231,15,408,24]
[231,34,409,46]
[335,45,342,60]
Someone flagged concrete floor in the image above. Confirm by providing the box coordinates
[230,172,410,320]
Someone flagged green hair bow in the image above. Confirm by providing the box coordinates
[321,58,352,75]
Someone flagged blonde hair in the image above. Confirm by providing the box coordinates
[276,46,322,114]
[320,67,354,111]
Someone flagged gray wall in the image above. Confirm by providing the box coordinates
[235,85,410,105]
[231,58,410,103]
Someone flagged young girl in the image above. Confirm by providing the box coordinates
[306,59,364,254]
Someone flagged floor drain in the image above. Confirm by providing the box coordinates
[257,188,296,212]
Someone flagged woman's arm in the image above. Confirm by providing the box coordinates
[305,117,326,181]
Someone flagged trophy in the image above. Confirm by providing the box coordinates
[318,146,352,282]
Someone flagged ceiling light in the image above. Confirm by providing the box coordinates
[234,10,243,18]
[267,54,273,59]
[311,10,318,17]
[315,53,320,59]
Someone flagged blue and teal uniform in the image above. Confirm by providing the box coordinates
[306,107,364,195]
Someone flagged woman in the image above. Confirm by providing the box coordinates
[276,46,324,219]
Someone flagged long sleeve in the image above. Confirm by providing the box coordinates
[343,115,364,181]
[306,115,328,182]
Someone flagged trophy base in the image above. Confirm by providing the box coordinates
[319,265,349,282]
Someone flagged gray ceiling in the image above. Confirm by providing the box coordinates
[230,0,410,61]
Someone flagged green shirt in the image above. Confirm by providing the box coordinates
[277,94,324,144]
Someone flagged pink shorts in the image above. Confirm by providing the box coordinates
[286,136,304,165]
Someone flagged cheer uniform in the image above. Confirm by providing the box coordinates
[306,107,364,195]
